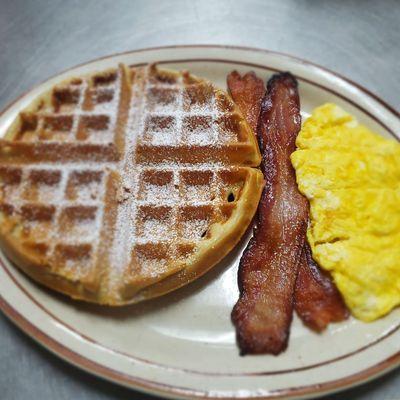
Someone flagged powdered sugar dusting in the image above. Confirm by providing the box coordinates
[0,68,124,275]
[0,63,251,301]
[108,66,231,284]
[109,67,149,283]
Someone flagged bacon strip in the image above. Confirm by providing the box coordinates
[231,73,308,355]
[227,71,265,133]
[228,71,349,334]
[294,242,349,331]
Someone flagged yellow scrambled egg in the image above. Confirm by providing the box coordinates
[291,103,400,321]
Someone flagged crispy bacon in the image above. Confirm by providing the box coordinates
[228,71,349,335]
[227,71,265,133]
[231,73,308,355]
[295,243,349,331]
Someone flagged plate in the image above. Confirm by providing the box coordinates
[0,45,399,400]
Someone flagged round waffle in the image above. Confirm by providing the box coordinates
[0,63,263,304]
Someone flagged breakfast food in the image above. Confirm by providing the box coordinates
[231,72,309,355]
[227,71,265,133]
[291,103,400,321]
[0,63,264,305]
[228,71,348,334]
[1,53,397,365]
[294,242,349,331]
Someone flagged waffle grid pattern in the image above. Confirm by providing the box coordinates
[0,64,260,303]
[0,68,124,283]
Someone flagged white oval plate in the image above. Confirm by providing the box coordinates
[0,45,399,400]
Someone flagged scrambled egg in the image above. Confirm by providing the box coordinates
[291,103,400,321]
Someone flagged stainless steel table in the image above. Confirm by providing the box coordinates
[0,0,399,399]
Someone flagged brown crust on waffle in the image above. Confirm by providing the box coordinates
[0,232,101,302]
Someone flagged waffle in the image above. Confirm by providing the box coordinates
[0,63,263,304]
